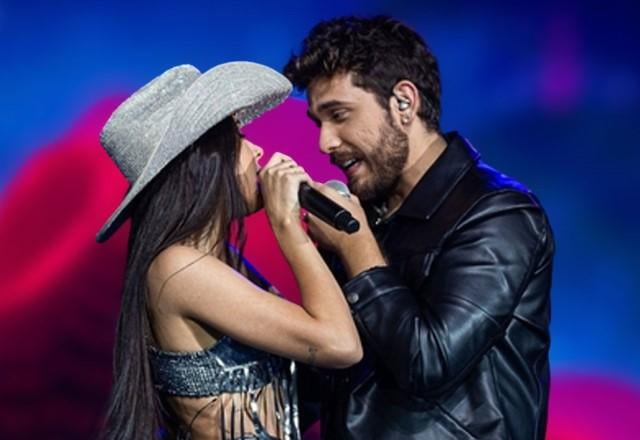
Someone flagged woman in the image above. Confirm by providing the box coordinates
[96,62,364,439]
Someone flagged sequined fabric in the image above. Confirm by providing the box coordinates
[96,62,292,242]
[149,330,300,439]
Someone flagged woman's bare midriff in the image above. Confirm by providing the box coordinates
[168,382,285,439]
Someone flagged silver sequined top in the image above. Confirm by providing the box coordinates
[148,261,300,439]
[149,338,299,439]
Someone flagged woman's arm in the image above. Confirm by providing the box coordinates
[147,153,362,368]
[147,237,361,368]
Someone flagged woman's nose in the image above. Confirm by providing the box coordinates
[252,144,264,160]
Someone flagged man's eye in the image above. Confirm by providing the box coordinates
[332,111,348,122]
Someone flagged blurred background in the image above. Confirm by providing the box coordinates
[1,0,639,438]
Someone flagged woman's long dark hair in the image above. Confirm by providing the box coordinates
[100,117,248,439]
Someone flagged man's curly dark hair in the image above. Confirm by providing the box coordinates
[284,16,442,132]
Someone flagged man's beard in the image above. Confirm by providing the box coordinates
[349,117,409,203]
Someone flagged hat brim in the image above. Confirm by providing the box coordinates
[96,61,291,242]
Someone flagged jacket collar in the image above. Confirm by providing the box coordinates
[369,132,481,223]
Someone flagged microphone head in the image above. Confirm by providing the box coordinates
[324,179,351,198]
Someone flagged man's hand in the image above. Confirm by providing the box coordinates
[305,183,386,278]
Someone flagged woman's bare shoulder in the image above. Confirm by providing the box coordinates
[146,245,226,298]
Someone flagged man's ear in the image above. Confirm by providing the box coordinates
[388,80,420,127]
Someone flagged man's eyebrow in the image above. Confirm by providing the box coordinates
[317,100,347,113]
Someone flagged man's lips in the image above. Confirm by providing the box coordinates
[331,155,363,173]
[344,160,363,177]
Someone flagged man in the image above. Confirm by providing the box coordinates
[284,16,554,440]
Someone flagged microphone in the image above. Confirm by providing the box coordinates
[299,180,360,234]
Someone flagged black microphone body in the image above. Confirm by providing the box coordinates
[298,183,360,233]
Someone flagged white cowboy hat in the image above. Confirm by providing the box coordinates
[96,61,291,242]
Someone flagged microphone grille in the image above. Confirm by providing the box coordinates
[324,179,351,198]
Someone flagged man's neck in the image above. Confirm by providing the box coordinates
[385,132,447,218]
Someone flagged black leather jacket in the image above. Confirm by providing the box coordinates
[300,133,554,439]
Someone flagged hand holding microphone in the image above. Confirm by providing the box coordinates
[259,152,382,274]
[259,153,359,234]
[299,181,359,234]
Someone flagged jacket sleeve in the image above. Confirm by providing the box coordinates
[296,363,325,432]
[342,191,552,399]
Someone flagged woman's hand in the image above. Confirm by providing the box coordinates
[258,153,311,230]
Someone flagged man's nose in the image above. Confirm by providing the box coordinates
[319,125,341,155]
